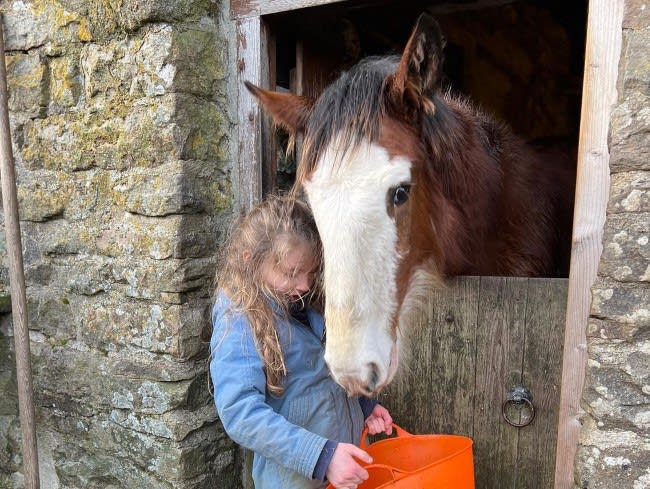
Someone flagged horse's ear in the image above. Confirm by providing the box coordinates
[245,82,314,134]
[388,13,446,103]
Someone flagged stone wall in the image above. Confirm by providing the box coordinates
[0,0,241,487]
[576,1,650,488]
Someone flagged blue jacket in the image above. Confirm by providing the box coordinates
[210,294,366,489]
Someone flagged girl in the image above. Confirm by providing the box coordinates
[209,195,393,489]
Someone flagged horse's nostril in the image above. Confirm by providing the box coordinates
[366,362,380,393]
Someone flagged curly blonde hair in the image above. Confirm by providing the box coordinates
[214,195,323,395]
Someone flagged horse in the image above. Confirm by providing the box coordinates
[245,13,575,397]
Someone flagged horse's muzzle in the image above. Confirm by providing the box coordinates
[330,344,399,397]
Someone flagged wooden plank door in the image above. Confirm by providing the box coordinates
[382,277,568,489]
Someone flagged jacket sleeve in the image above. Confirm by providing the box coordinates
[210,311,328,480]
[359,397,379,419]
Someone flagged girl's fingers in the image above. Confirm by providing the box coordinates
[351,445,373,465]
[367,417,382,434]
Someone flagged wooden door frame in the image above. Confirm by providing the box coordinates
[553,1,624,487]
[230,1,625,487]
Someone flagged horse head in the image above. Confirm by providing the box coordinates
[245,14,449,396]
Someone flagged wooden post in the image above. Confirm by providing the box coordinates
[0,16,40,489]
[554,1,624,488]
[236,16,276,211]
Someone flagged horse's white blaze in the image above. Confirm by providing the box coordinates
[304,135,412,393]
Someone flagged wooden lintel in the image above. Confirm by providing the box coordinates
[231,0,348,19]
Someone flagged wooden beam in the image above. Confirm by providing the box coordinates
[554,1,624,488]
[231,0,348,19]
[0,16,40,489]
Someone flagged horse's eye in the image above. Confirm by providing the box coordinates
[392,185,411,206]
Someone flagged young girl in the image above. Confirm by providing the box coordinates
[209,195,393,489]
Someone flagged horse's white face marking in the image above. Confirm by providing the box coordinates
[304,134,412,395]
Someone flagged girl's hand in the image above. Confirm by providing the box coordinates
[326,443,372,489]
[365,404,393,435]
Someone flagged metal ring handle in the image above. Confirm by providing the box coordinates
[502,396,536,427]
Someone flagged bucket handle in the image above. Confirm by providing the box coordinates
[363,463,409,482]
[360,423,413,450]
[326,464,409,489]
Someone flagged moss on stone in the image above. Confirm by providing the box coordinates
[5,55,45,90]
[18,182,69,221]
[78,18,93,42]
[5,52,48,114]
[207,180,233,214]
[178,99,227,162]
[49,55,82,108]
[0,296,11,313]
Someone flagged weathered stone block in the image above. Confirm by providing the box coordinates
[108,347,208,383]
[107,256,215,299]
[48,417,178,488]
[5,52,47,116]
[176,94,229,162]
[79,298,175,353]
[600,213,650,282]
[75,290,210,357]
[27,286,76,340]
[97,214,182,260]
[116,0,217,32]
[31,339,206,416]
[21,220,98,259]
[1,1,91,51]
[170,26,228,98]
[176,299,212,361]
[111,163,205,217]
[80,23,196,102]
[120,159,234,219]
[624,0,650,30]
[0,415,21,477]
[80,22,228,103]
[21,114,97,171]
[115,98,187,168]
[609,92,650,173]
[0,325,18,416]
[621,27,650,96]
[17,169,71,222]
[20,99,182,171]
[48,53,83,111]
[134,24,175,97]
[110,376,209,415]
[27,255,112,297]
[584,340,648,430]
[183,160,234,215]
[591,279,650,325]
[109,403,216,441]
[99,213,219,260]
[608,171,650,214]
[577,417,650,489]
[63,169,112,222]
[587,317,643,341]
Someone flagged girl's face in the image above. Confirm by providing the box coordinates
[261,240,317,301]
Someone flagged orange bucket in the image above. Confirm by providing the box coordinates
[327,424,474,489]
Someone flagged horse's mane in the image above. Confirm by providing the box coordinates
[295,55,486,189]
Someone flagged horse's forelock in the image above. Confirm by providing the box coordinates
[298,57,399,183]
